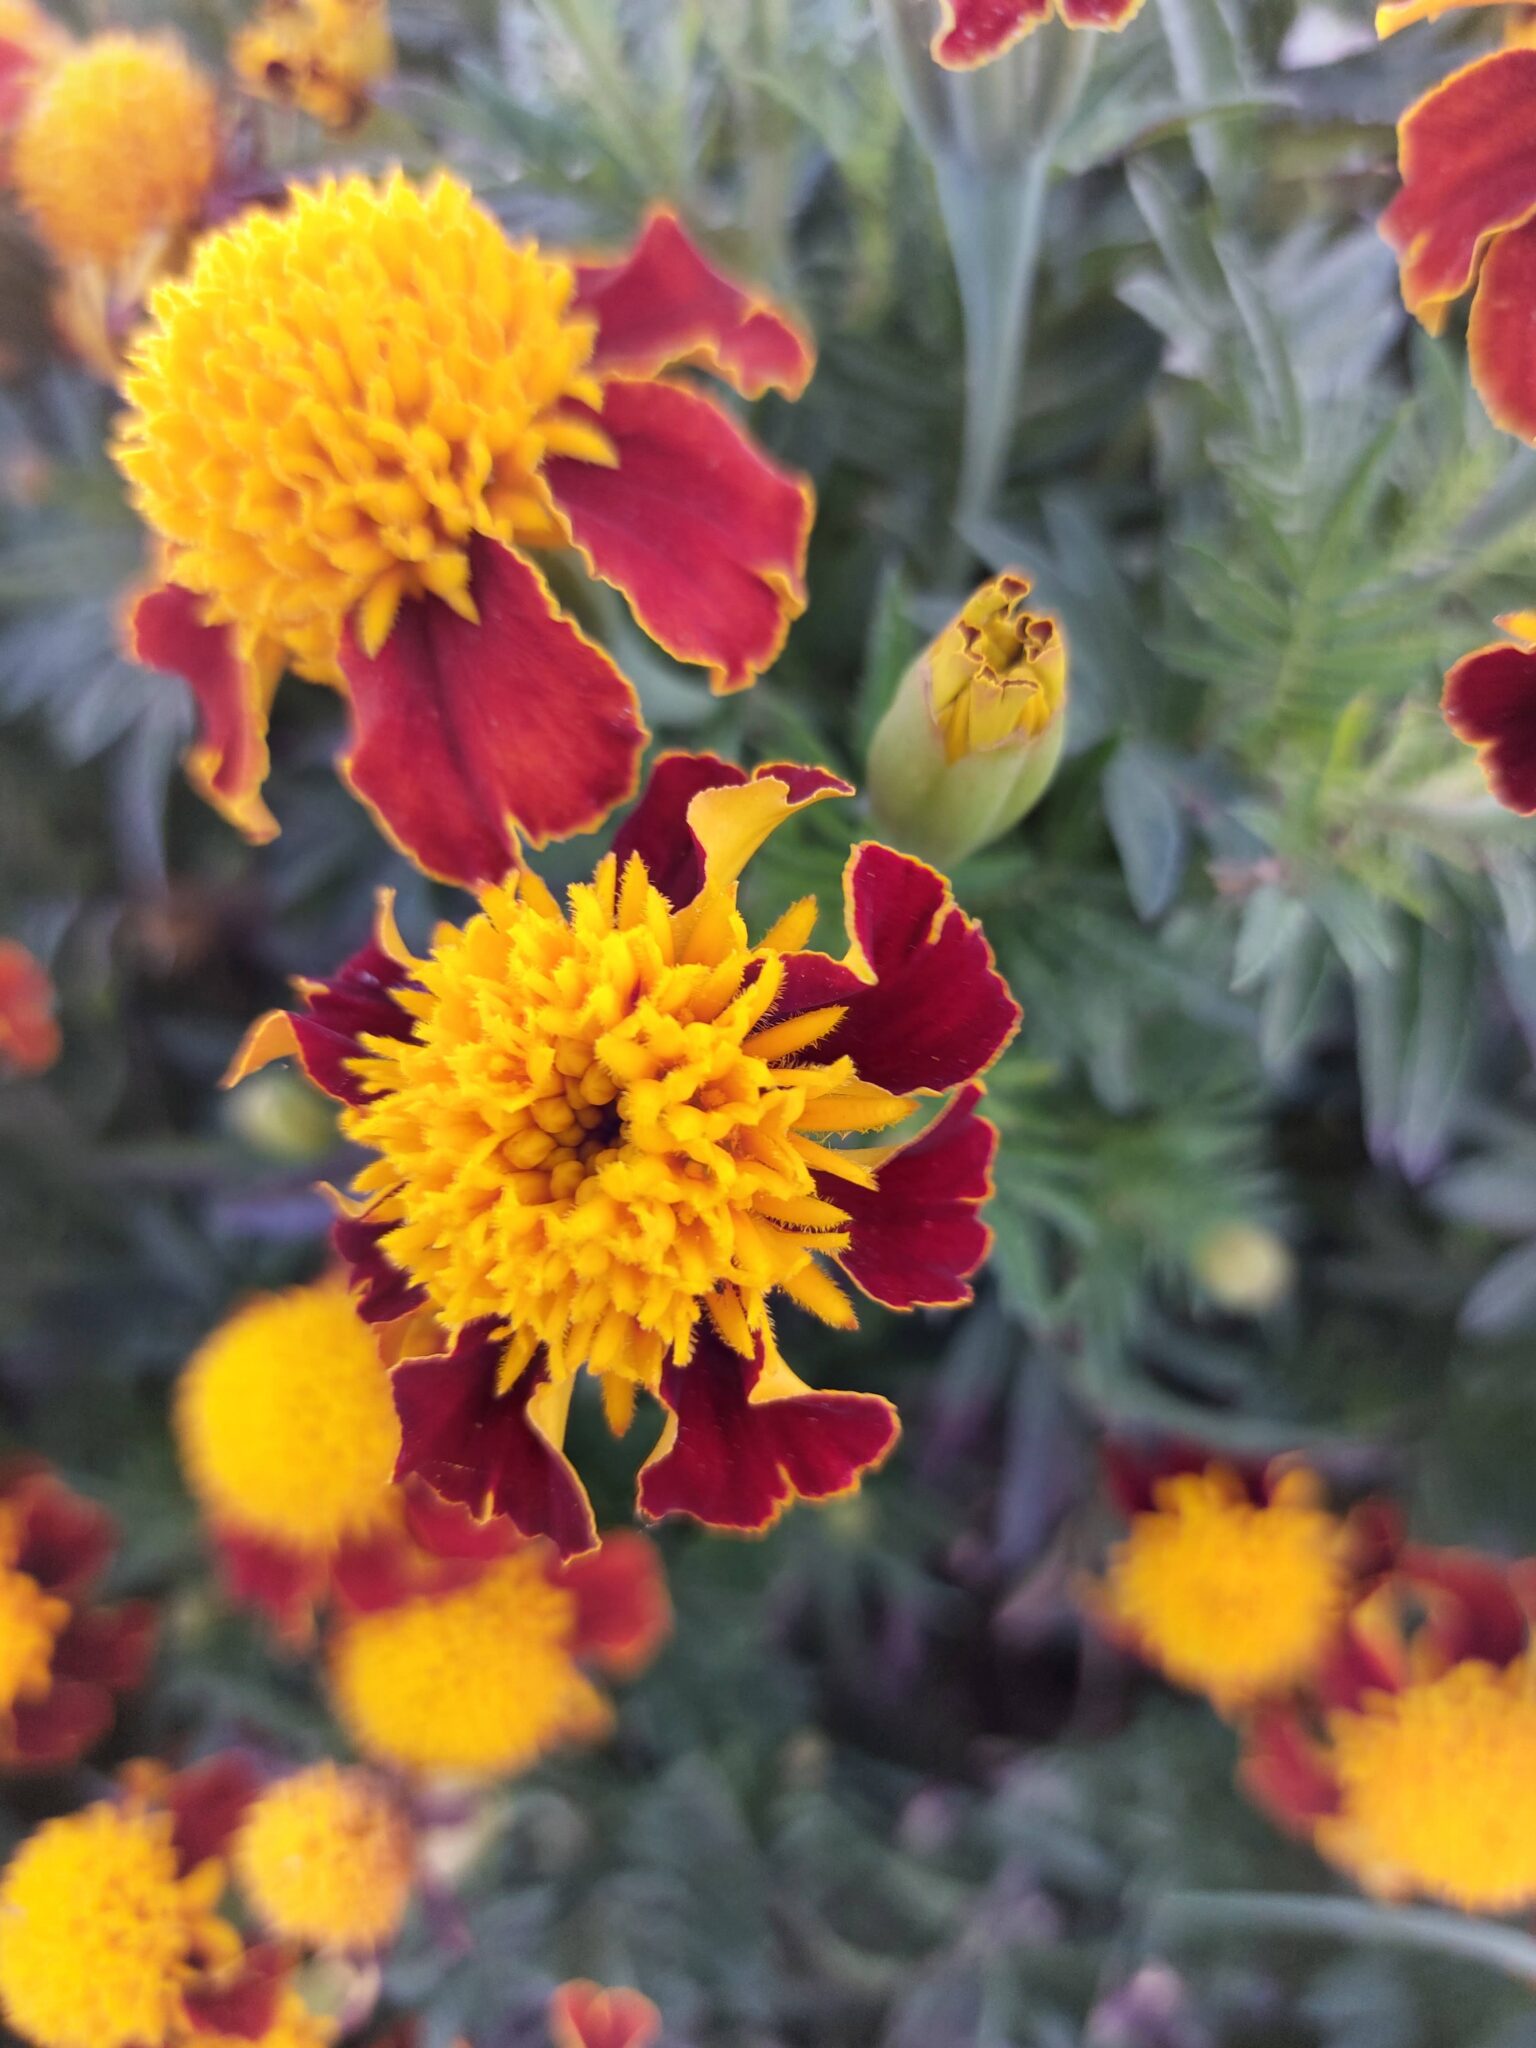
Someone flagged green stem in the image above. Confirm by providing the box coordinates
[1149,1890,1536,1987]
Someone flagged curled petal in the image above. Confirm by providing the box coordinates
[555,1532,672,1676]
[128,584,280,843]
[638,1329,899,1534]
[930,0,1051,66]
[1443,633,1536,813]
[1399,1542,1532,1668]
[1239,1703,1341,1835]
[547,376,813,694]
[333,1215,429,1324]
[1467,213,1536,439]
[4,1679,115,1769]
[167,1752,263,1874]
[0,941,59,1078]
[549,1983,663,2048]
[340,539,647,886]
[611,754,850,908]
[1378,47,1536,330]
[577,208,814,399]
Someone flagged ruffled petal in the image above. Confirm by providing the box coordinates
[610,754,850,908]
[576,208,814,399]
[1467,213,1536,439]
[547,376,813,695]
[555,1532,672,1676]
[818,1084,997,1309]
[930,0,1052,66]
[637,1329,898,1533]
[333,1215,430,1324]
[549,1983,663,2048]
[128,584,280,843]
[391,1323,599,1559]
[339,539,647,886]
[1443,631,1536,813]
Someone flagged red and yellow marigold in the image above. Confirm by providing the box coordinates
[234,1763,413,1951]
[232,0,392,127]
[929,0,1145,69]
[0,941,58,1077]
[231,756,1017,1551]
[116,175,815,886]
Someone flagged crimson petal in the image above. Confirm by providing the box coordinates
[610,754,849,909]
[333,1215,428,1323]
[50,1601,156,1689]
[211,1527,330,1642]
[4,1680,114,1768]
[1239,1703,1341,1834]
[12,1470,115,1597]
[930,0,1051,66]
[555,1532,672,1675]
[167,1752,263,1873]
[181,1946,287,2042]
[1469,214,1536,441]
[1443,636,1536,814]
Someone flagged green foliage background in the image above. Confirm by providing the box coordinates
[4,0,1536,2042]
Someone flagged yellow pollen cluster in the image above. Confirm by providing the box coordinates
[1320,1658,1536,1913]
[0,1804,231,2048]
[345,854,910,1396]
[115,172,612,688]
[235,1763,413,1950]
[233,0,392,127]
[175,1279,400,1552]
[927,575,1066,763]
[328,1549,610,1777]
[0,1504,66,1713]
[1098,1467,1350,1710]
[13,34,216,271]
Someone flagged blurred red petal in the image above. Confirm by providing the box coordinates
[930,0,1051,66]
[0,35,39,126]
[549,1982,663,2048]
[51,1601,155,1690]
[167,1753,263,1873]
[1239,1704,1340,1834]
[182,1946,287,2041]
[577,208,814,399]
[0,940,59,1078]
[1058,0,1145,21]
[3,1679,114,1768]
[1443,636,1536,813]
[10,1468,114,1596]
[548,377,812,694]
[341,541,646,885]
[1399,1542,1531,1667]
[556,1532,672,1676]
[211,1527,329,1643]
[1468,214,1536,439]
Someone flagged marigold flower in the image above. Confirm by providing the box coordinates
[233,0,391,127]
[0,940,58,1077]
[230,757,1017,1549]
[1442,611,1536,813]
[549,1982,662,2048]
[867,573,1067,864]
[234,1763,413,1951]
[12,33,216,272]
[117,178,815,886]
[929,0,1145,69]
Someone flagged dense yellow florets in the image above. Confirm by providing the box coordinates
[1098,1466,1350,1710]
[115,172,613,688]
[328,1550,610,1777]
[0,1504,66,1712]
[13,34,216,270]
[233,0,392,127]
[345,855,909,1395]
[175,1279,400,1552]
[1319,1658,1536,1913]
[0,1804,231,2048]
[235,1763,413,1950]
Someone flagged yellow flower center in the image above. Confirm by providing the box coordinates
[0,1505,67,1713]
[928,575,1065,763]
[328,1550,610,1778]
[1320,1658,1536,1913]
[345,856,909,1394]
[234,1763,413,1950]
[115,172,614,689]
[175,1279,401,1553]
[12,34,216,270]
[0,1805,227,2048]
[1099,1467,1349,1709]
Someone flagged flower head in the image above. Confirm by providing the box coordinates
[234,1763,413,1951]
[118,184,815,886]
[231,757,1017,1549]
[0,940,58,1076]
[929,0,1145,70]
[13,33,216,271]
[233,0,392,127]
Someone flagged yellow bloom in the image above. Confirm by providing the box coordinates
[329,1549,611,1777]
[1095,1466,1351,1711]
[115,172,610,692]
[235,1763,413,1951]
[0,1804,232,2048]
[12,33,216,271]
[0,1503,67,1713]
[175,1279,400,1553]
[233,0,392,127]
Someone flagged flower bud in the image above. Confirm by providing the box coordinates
[1192,1221,1294,1315]
[867,573,1067,866]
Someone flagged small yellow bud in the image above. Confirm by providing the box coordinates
[223,1067,336,1162]
[1192,1221,1294,1315]
[867,574,1067,865]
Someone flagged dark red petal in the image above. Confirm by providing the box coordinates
[1097,1439,1256,1517]
[1379,47,1536,329]
[128,585,279,843]
[327,1519,485,1615]
[555,1532,672,1676]
[819,1085,997,1310]
[1470,215,1536,442]
[815,843,1019,1094]
[1058,0,1145,21]
[637,1329,899,1534]
[167,1752,263,1873]
[399,1479,525,1563]
[333,1215,429,1323]
[576,209,814,399]
[1238,1704,1340,1834]
[3,1680,114,1768]
[210,1527,329,1643]
[548,377,813,695]
[1443,637,1536,814]
[610,752,749,906]
[549,1982,663,2048]
[1400,1542,1530,1667]
[12,1470,115,1597]
[51,1601,155,1689]
[340,541,646,887]
[392,1325,598,1560]
[930,0,1051,67]
[0,941,59,1077]
[182,1946,287,2041]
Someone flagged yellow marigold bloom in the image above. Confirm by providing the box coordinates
[1318,1659,1536,1913]
[0,1803,231,2048]
[1095,1466,1351,1711]
[0,1503,67,1713]
[175,1279,400,1553]
[329,1549,611,1777]
[235,1763,413,1951]
[233,0,392,128]
[116,172,609,692]
[12,33,216,271]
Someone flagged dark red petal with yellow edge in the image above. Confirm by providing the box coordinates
[129,584,279,844]
[3,1679,115,1768]
[576,208,814,399]
[814,843,1020,1095]
[549,1982,663,2048]
[181,1946,287,2042]
[1468,213,1536,440]
[1058,0,1145,22]
[340,539,646,886]
[52,1601,156,1690]
[1378,47,1536,328]
[637,1328,898,1533]
[0,941,59,1077]
[11,1469,114,1598]
[333,1215,429,1324]
[1239,1703,1341,1835]
[611,754,850,910]
[1443,635,1536,813]
[818,1084,997,1310]
[930,0,1051,66]
[232,922,418,1110]
[547,377,812,696]
[554,1532,672,1677]
[166,1752,262,1874]
[392,1323,598,1559]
